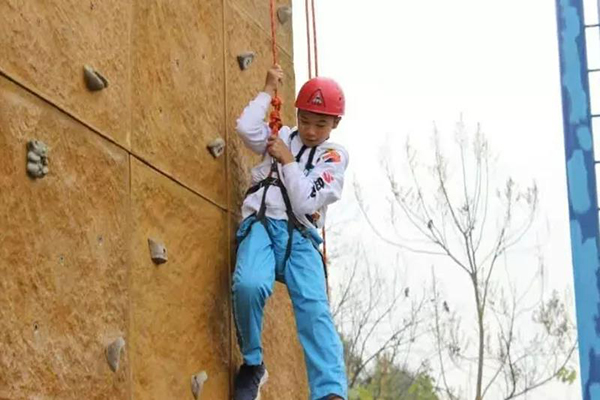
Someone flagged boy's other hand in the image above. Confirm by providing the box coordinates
[264,64,284,96]
[267,134,294,165]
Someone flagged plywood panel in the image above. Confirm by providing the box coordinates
[0,77,130,399]
[230,0,294,57]
[131,0,227,207]
[0,0,132,148]
[130,158,230,400]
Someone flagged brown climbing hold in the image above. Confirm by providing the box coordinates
[207,138,225,158]
[84,65,108,91]
[148,238,168,264]
[191,371,208,399]
[237,52,255,71]
[106,337,125,372]
[277,6,292,24]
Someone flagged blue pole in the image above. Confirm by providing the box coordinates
[556,0,600,398]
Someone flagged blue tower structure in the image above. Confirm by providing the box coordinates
[556,0,600,398]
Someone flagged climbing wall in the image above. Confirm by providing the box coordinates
[0,1,308,399]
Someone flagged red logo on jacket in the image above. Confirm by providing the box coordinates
[323,149,341,163]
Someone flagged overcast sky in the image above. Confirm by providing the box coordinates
[288,0,598,398]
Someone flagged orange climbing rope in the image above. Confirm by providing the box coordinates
[268,0,282,136]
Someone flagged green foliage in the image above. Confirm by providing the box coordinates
[348,353,439,400]
[556,366,577,385]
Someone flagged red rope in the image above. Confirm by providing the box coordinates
[305,0,313,79]
[301,0,329,271]
[268,0,282,135]
[311,0,319,77]
[308,0,327,269]
[269,0,278,66]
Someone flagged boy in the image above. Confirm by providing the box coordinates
[233,64,348,400]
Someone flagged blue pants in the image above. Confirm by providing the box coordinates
[232,217,347,400]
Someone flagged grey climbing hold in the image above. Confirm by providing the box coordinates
[28,140,48,159]
[148,238,168,264]
[84,65,108,91]
[27,162,42,177]
[277,6,292,24]
[191,371,208,399]
[26,140,49,179]
[207,138,225,158]
[106,337,125,372]
[27,151,41,163]
[237,52,255,71]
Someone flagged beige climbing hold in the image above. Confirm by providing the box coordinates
[191,371,208,399]
[84,65,108,91]
[148,238,168,264]
[26,140,49,179]
[237,52,255,71]
[207,138,225,158]
[106,337,125,372]
[277,6,292,24]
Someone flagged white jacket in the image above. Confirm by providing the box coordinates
[236,92,349,230]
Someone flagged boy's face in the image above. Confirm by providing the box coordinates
[297,109,341,147]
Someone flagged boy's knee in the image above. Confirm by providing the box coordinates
[296,299,334,330]
[233,279,272,303]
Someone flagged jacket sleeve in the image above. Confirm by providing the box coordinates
[281,147,349,216]
[235,92,272,154]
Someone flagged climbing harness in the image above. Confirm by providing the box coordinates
[239,133,323,270]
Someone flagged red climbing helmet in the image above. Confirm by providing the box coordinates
[295,77,345,116]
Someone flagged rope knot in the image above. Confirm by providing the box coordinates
[269,96,283,135]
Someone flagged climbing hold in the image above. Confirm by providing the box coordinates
[27,162,42,177]
[27,151,41,163]
[237,52,255,71]
[105,337,125,372]
[207,138,225,158]
[148,238,168,264]
[277,6,292,24]
[26,140,49,179]
[191,371,208,399]
[83,65,108,91]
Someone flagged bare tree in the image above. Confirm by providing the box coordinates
[356,119,577,400]
[327,234,428,391]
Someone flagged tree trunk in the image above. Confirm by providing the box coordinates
[473,274,485,400]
